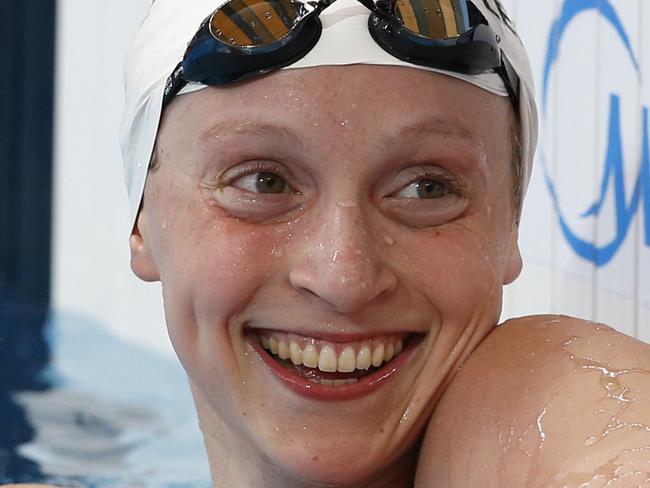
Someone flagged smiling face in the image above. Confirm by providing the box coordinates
[130,64,522,486]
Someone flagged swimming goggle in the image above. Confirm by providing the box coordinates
[162,0,520,109]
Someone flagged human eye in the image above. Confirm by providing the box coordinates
[382,166,469,228]
[219,160,301,198]
[392,178,452,200]
[390,167,465,201]
[231,170,292,195]
[202,160,304,222]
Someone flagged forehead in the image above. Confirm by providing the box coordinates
[157,64,512,159]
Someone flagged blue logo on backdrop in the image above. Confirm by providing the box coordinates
[543,0,650,266]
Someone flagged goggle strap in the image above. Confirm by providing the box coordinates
[499,52,519,115]
[164,62,187,106]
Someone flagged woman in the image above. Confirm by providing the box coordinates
[126,0,650,485]
[11,0,650,485]
[125,0,533,484]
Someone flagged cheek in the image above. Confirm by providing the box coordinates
[158,215,284,372]
[401,226,506,324]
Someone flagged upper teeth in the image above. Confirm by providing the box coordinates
[260,333,405,373]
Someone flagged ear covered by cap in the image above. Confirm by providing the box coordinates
[129,210,161,282]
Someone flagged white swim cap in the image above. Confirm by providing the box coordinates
[121,0,538,233]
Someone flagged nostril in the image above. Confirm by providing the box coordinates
[293,285,320,301]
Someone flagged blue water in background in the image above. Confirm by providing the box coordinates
[0,300,211,487]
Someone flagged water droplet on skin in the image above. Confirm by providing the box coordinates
[340,119,350,127]
[563,336,579,346]
[400,408,411,424]
[338,200,357,208]
[564,343,650,448]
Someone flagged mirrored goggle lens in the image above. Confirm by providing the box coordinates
[210,0,306,47]
[394,0,474,39]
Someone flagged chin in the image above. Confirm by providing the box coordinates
[254,422,418,487]
[271,449,401,487]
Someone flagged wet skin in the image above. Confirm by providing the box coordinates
[130,64,523,487]
[417,315,650,487]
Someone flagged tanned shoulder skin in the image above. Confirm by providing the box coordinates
[416,315,650,487]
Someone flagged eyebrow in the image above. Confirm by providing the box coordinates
[379,117,481,152]
[200,117,307,152]
[199,116,480,154]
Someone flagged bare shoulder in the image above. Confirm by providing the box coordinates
[416,315,650,488]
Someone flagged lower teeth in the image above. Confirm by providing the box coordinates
[275,357,368,386]
[309,377,359,386]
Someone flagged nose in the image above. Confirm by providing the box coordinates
[288,202,398,313]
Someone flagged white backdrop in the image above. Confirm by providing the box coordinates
[52,0,650,359]
[501,0,650,344]
[52,0,169,354]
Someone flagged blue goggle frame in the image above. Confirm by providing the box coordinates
[163,0,519,111]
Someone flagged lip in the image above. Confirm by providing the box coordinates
[255,327,414,344]
[246,332,423,401]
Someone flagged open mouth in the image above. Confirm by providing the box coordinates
[249,330,422,400]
